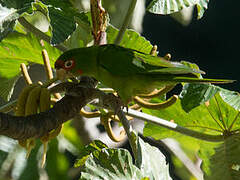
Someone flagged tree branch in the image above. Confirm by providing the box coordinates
[0,80,226,142]
[124,109,224,142]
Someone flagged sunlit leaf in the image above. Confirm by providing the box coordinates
[136,138,172,180]
[220,89,240,111]
[78,137,172,179]
[0,0,33,40]
[0,32,61,100]
[180,83,220,112]
[147,0,210,19]
[107,25,153,53]
[80,148,145,180]
[65,12,92,48]
[48,7,76,45]
[144,92,240,139]
[147,0,197,15]
[40,0,80,45]
[196,0,209,19]
[205,135,240,180]
[74,140,108,168]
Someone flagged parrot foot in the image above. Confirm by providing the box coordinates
[102,93,125,115]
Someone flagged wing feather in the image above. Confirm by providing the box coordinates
[98,44,204,76]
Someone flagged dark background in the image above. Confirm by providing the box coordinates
[142,0,239,92]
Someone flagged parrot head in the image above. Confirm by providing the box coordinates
[54,49,89,81]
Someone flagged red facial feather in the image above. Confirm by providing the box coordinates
[54,59,64,69]
[77,69,83,74]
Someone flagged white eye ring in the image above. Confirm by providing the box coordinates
[64,60,74,69]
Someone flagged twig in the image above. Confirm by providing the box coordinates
[0,100,17,113]
[124,108,224,142]
[114,0,137,45]
[116,109,138,158]
[0,81,226,143]
[90,0,108,45]
[42,49,62,99]
[20,63,32,85]
[42,49,53,80]
[18,17,68,52]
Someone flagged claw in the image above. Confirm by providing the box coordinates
[137,85,175,98]
[134,95,178,110]
[100,115,126,142]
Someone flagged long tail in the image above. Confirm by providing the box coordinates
[153,74,235,84]
[169,76,235,84]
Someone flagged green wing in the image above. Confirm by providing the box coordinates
[97,44,204,76]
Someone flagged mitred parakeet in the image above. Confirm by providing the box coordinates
[55,44,232,104]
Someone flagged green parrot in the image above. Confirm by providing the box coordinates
[54,44,233,104]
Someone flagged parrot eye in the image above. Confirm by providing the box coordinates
[64,60,75,69]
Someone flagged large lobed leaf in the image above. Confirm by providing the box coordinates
[0,0,33,41]
[136,137,172,180]
[180,83,220,112]
[143,86,240,179]
[0,32,61,100]
[107,25,153,54]
[204,135,240,180]
[147,0,210,19]
[76,137,172,180]
[0,0,78,45]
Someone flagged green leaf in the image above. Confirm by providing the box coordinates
[219,89,240,111]
[144,92,240,139]
[143,92,240,179]
[147,0,210,19]
[180,83,220,112]
[147,0,197,15]
[78,137,172,180]
[180,60,203,78]
[196,0,209,19]
[61,120,83,150]
[39,0,79,45]
[19,141,41,180]
[74,140,108,168]
[0,32,61,100]
[48,6,76,45]
[143,99,219,141]
[107,25,153,53]
[136,138,172,180]
[80,148,145,180]
[64,13,93,48]
[45,139,69,180]
[205,135,240,180]
[0,1,33,40]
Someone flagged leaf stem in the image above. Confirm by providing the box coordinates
[184,125,222,133]
[114,0,137,45]
[116,109,138,159]
[205,104,225,131]
[214,96,227,129]
[18,17,68,52]
[124,109,224,142]
[228,111,240,131]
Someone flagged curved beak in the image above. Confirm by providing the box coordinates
[55,59,75,81]
[56,68,67,81]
